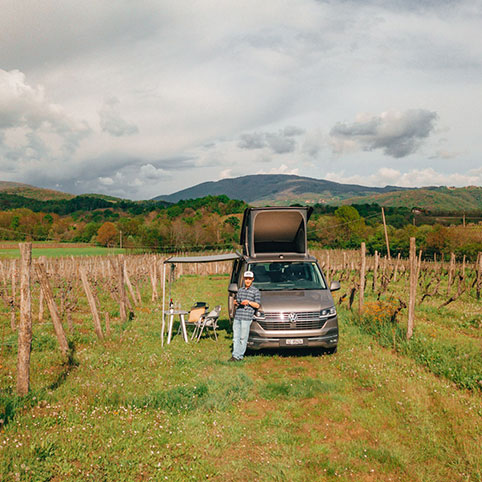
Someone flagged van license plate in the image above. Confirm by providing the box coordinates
[286,338,304,345]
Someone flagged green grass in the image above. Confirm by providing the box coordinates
[346,304,482,391]
[342,270,482,391]
[0,274,481,481]
[0,244,125,258]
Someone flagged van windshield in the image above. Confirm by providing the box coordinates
[248,262,327,291]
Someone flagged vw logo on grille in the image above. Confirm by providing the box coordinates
[288,312,298,323]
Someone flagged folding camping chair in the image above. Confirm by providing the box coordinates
[184,302,208,340]
[195,305,221,341]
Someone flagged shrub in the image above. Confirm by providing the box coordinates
[358,300,406,348]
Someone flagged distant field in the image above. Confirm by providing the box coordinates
[0,242,125,258]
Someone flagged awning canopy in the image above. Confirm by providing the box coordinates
[164,252,241,264]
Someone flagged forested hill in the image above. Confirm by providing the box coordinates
[154,174,406,204]
[0,181,74,201]
[0,192,170,216]
[344,185,482,211]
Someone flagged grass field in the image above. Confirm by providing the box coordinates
[1,273,481,481]
[0,242,125,258]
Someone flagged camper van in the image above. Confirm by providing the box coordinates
[228,207,340,353]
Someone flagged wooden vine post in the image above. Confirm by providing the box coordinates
[372,250,379,292]
[35,261,69,357]
[393,253,401,282]
[476,252,482,300]
[359,242,366,315]
[416,249,423,280]
[79,267,104,340]
[105,312,111,337]
[407,237,417,340]
[10,261,17,330]
[38,256,46,322]
[150,262,158,301]
[17,243,32,396]
[447,252,456,295]
[117,256,128,322]
[123,262,138,306]
[381,207,391,260]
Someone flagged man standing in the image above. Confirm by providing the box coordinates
[230,270,260,361]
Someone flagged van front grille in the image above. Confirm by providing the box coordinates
[258,311,324,331]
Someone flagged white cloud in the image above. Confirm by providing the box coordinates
[98,177,114,186]
[325,167,482,188]
[0,69,90,165]
[257,164,300,175]
[138,164,166,181]
[220,169,233,179]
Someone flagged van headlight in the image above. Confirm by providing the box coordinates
[320,306,336,318]
[254,310,265,320]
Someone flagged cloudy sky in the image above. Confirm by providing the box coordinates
[1,0,481,200]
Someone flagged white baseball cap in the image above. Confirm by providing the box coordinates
[243,270,254,278]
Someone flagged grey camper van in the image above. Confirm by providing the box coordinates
[228,207,340,353]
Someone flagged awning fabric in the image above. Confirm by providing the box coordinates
[164,252,241,264]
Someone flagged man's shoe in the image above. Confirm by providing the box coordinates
[228,356,240,362]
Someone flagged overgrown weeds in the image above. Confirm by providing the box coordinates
[346,302,482,391]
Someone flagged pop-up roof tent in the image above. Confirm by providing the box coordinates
[240,206,313,257]
[161,252,241,345]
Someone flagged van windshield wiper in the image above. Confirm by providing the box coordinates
[284,287,325,290]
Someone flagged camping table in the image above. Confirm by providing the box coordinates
[165,309,189,344]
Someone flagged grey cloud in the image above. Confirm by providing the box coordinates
[320,0,465,13]
[282,126,305,137]
[329,109,438,158]
[154,156,198,171]
[16,154,180,200]
[0,69,91,164]
[18,152,194,189]
[265,133,296,154]
[238,132,266,150]
[238,126,305,154]
[1,1,480,197]
[0,2,160,71]
[302,129,325,158]
[99,97,139,137]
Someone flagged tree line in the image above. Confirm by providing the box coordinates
[308,205,482,260]
[0,193,481,260]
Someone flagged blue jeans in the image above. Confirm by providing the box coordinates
[232,317,252,360]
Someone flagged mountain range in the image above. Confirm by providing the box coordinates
[1,175,482,211]
[154,174,482,211]
[154,174,407,204]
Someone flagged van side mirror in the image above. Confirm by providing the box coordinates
[228,283,239,293]
[329,280,341,292]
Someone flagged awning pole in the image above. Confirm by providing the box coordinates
[161,262,166,347]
